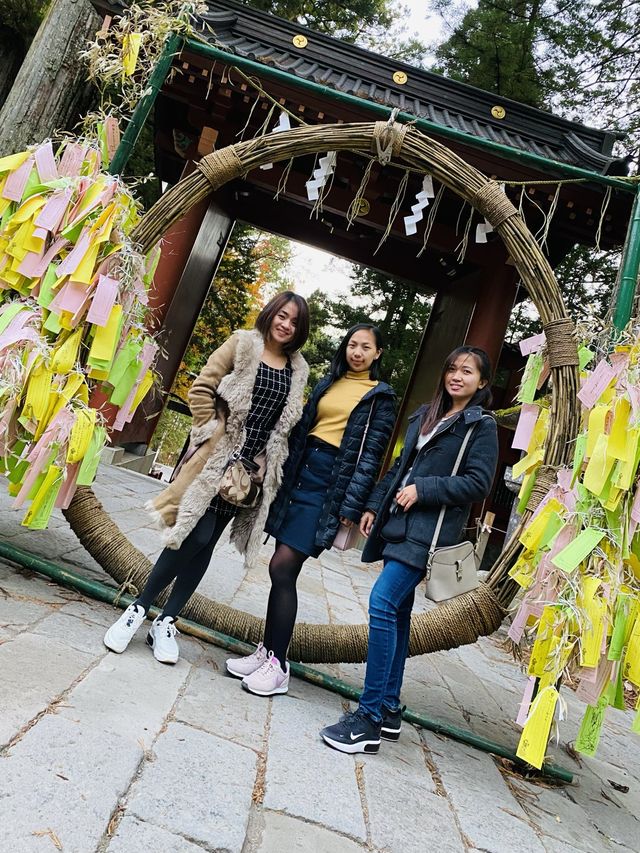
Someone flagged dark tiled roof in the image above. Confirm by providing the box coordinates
[198,0,620,173]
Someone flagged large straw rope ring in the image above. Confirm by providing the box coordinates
[63,122,580,662]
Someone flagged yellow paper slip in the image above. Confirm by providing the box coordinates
[50,327,83,374]
[551,528,606,573]
[0,151,31,173]
[578,576,606,668]
[67,409,97,463]
[88,303,123,365]
[583,433,615,497]
[607,398,631,460]
[516,686,559,769]
[622,614,640,686]
[21,464,63,529]
[512,446,544,481]
[528,606,559,677]
[519,498,564,551]
[23,362,53,422]
[586,405,608,459]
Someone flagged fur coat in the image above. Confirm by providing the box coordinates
[146,329,309,565]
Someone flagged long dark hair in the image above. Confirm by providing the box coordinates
[254,291,309,354]
[329,323,384,381]
[421,346,493,434]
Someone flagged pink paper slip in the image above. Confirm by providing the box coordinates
[86,275,119,326]
[34,142,58,182]
[512,403,539,451]
[48,280,89,315]
[56,232,91,277]
[58,144,87,178]
[2,157,35,201]
[35,189,72,233]
[577,359,615,409]
[519,332,545,357]
[516,677,537,726]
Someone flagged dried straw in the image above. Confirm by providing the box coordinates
[65,121,580,660]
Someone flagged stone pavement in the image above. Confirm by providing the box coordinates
[0,464,639,852]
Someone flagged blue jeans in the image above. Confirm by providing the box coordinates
[359,558,425,723]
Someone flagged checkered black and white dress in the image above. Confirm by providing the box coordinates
[210,360,293,517]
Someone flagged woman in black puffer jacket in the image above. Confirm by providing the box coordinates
[226,324,396,696]
[320,346,498,754]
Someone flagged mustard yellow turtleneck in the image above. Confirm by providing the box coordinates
[308,370,377,448]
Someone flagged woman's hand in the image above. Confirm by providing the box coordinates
[359,511,376,537]
[339,516,354,528]
[396,484,418,512]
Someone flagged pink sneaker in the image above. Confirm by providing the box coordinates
[242,652,290,696]
[226,642,268,678]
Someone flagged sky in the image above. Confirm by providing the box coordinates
[283,1,449,299]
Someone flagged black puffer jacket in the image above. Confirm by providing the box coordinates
[266,375,397,549]
[362,404,498,569]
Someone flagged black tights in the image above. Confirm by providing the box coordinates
[134,509,232,619]
[263,543,308,664]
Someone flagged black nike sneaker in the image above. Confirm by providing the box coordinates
[320,708,382,754]
[381,705,405,741]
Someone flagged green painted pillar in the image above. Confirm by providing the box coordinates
[613,188,640,332]
[108,32,182,176]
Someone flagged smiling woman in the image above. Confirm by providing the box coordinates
[102,290,310,665]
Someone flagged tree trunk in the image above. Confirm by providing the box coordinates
[0,0,101,156]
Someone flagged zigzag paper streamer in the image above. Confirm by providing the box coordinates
[305,152,337,201]
[403,175,435,236]
[260,112,292,171]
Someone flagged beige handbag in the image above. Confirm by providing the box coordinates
[424,423,480,603]
[218,445,267,508]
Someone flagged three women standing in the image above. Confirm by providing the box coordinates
[320,346,498,753]
[226,324,397,696]
[103,292,310,663]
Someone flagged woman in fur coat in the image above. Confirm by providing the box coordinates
[103,291,310,664]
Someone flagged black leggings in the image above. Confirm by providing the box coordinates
[262,542,308,664]
[135,509,232,619]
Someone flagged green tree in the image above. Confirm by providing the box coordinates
[302,289,338,389]
[316,266,432,398]
[248,0,427,63]
[431,0,553,108]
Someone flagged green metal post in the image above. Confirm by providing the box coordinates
[184,38,633,195]
[108,32,182,176]
[0,539,574,783]
[612,187,640,331]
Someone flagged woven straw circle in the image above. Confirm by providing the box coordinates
[64,122,580,661]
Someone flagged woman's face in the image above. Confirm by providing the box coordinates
[269,300,299,348]
[444,354,486,405]
[345,329,382,373]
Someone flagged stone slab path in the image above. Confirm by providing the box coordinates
[0,465,638,852]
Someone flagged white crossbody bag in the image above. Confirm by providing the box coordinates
[425,422,481,603]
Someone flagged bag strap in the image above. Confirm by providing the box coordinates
[427,421,478,564]
[355,400,375,466]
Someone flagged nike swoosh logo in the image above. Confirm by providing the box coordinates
[350,732,365,740]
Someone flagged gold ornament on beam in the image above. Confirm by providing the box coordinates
[292,34,308,48]
[491,105,506,119]
[393,70,408,85]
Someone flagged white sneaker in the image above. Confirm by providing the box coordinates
[104,604,146,653]
[146,615,179,664]
[226,642,268,678]
[242,652,290,696]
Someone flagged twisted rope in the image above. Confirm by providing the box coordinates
[197,145,245,189]
[471,182,518,228]
[543,318,580,369]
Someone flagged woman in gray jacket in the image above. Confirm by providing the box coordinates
[320,346,498,754]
